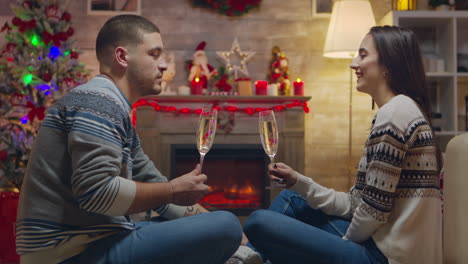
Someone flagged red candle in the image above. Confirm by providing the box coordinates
[191,77,203,95]
[293,78,304,96]
[255,80,268,96]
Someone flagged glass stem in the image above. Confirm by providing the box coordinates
[269,155,275,165]
[200,153,206,172]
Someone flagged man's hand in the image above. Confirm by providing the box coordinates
[268,162,298,188]
[170,164,210,206]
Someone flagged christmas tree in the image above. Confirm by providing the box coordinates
[0,0,89,189]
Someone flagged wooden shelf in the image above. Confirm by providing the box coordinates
[389,11,468,149]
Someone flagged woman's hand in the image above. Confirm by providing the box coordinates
[268,162,298,188]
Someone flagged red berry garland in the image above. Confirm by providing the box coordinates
[131,98,309,126]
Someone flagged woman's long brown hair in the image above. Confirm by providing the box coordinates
[369,25,443,172]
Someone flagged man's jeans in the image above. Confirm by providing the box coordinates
[244,190,388,264]
[61,211,242,264]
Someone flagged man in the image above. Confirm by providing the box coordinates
[16,15,243,264]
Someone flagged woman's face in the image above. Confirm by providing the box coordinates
[350,34,386,96]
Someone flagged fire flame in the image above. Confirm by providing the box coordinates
[199,181,262,209]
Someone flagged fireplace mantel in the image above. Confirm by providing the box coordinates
[136,95,311,201]
[141,95,311,104]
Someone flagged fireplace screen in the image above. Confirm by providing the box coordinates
[171,144,269,215]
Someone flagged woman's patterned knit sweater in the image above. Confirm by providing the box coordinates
[290,94,442,264]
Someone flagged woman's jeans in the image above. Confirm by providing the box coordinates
[60,211,242,264]
[244,190,388,264]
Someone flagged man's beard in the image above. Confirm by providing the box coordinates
[128,68,161,96]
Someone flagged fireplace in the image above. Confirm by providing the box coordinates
[136,95,310,216]
[171,144,269,215]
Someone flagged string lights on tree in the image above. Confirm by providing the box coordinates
[0,0,89,188]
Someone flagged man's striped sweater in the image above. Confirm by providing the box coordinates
[16,76,185,263]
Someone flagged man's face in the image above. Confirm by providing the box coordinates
[127,32,165,97]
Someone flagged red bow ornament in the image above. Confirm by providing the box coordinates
[215,75,232,92]
[26,101,46,122]
[43,31,68,47]
[11,17,36,32]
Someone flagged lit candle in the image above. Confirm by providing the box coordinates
[398,0,408,10]
[255,80,268,96]
[395,0,415,10]
[293,78,304,96]
[191,77,203,95]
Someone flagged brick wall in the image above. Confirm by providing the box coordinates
[0,0,392,191]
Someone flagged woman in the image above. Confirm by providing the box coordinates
[244,26,443,264]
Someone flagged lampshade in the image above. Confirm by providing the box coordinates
[323,0,376,58]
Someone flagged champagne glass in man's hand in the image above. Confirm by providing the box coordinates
[197,107,217,172]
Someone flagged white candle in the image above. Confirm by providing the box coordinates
[178,86,191,95]
[267,84,278,96]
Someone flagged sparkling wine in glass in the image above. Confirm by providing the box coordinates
[259,110,283,187]
[197,107,217,172]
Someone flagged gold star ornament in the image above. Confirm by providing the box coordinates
[216,38,256,79]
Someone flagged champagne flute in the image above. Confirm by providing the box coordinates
[197,107,217,172]
[259,110,283,187]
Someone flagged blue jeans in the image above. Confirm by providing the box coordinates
[244,190,388,264]
[61,211,242,264]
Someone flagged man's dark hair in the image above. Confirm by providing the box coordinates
[96,15,160,64]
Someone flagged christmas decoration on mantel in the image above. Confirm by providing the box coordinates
[217,38,256,80]
[268,46,291,96]
[191,0,262,17]
[213,66,233,93]
[187,41,217,95]
[0,0,89,188]
[131,98,310,127]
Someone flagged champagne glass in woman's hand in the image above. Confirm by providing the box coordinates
[197,107,217,172]
[259,110,283,187]
[268,162,298,188]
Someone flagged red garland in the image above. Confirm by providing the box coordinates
[131,98,309,126]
